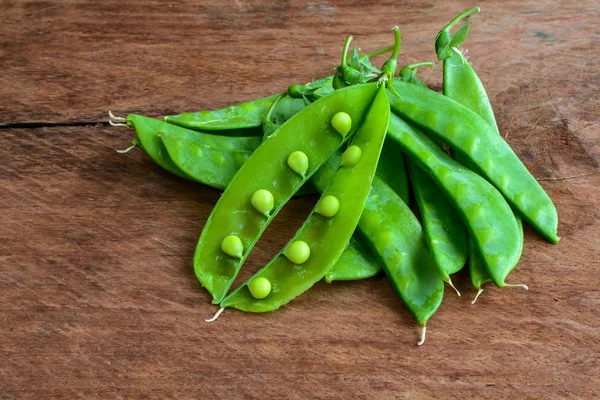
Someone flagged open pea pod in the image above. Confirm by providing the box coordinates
[219,84,389,311]
[195,83,379,304]
[390,81,559,244]
[308,150,383,282]
[387,114,521,288]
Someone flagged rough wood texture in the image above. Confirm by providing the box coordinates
[1,1,599,398]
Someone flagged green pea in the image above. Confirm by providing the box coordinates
[331,112,352,135]
[251,189,275,216]
[287,151,309,178]
[248,277,271,299]
[316,195,340,217]
[221,235,243,258]
[341,145,362,166]
[284,240,311,264]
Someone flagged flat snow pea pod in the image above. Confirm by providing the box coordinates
[390,81,559,244]
[218,84,389,311]
[324,236,381,283]
[468,217,525,300]
[159,126,261,190]
[311,144,443,330]
[164,93,280,131]
[125,114,196,181]
[406,160,468,293]
[359,177,444,329]
[435,10,527,296]
[195,83,379,304]
[387,114,521,288]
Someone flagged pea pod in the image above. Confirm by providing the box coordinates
[387,114,521,288]
[165,94,280,132]
[406,161,467,292]
[359,177,444,328]
[311,139,443,329]
[195,83,379,304]
[376,137,411,204]
[164,44,394,134]
[219,84,389,311]
[436,8,526,295]
[124,114,196,181]
[397,62,468,290]
[324,236,381,283]
[390,81,559,244]
[159,126,261,190]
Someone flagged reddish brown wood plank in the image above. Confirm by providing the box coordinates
[1,0,599,398]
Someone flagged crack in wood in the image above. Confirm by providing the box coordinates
[0,120,107,130]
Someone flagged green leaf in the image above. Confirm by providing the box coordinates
[349,48,362,70]
[450,20,471,48]
[435,30,452,60]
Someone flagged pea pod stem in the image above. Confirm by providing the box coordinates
[406,62,434,70]
[341,35,353,66]
[365,44,395,59]
[378,27,402,97]
[389,27,401,61]
[440,6,480,32]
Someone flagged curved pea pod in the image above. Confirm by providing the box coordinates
[324,236,381,283]
[387,114,521,288]
[441,45,526,292]
[406,161,468,288]
[219,84,389,311]
[164,93,280,132]
[126,114,195,181]
[469,217,524,288]
[195,83,379,304]
[359,177,444,326]
[390,81,559,244]
[159,126,261,190]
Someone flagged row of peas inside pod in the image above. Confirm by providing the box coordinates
[108,7,558,345]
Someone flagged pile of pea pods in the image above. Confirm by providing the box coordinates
[109,7,559,344]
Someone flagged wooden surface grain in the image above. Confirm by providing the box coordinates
[1,0,599,398]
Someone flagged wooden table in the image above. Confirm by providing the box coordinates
[2,1,598,398]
